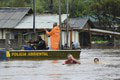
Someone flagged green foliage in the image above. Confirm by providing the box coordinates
[0,0,91,17]
[0,0,30,7]
[69,0,92,17]
[94,41,108,44]
[0,0,120,28]
[91,0,120,30]
[92,36,108,44]
[12,0,26,7]
[36,0,45,13]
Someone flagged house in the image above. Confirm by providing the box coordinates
[0,7,95,49]
[64,17,120,48]
[15,17,95,48]
[63,18,94,47]
[0,7,33,49]
[1,7,119,49]
[0,7,32,39]
[0,7,68,49]
[14,14,67,48]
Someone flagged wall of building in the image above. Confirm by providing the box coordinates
[72,31,79,43]
[0,30,2,39]
[83,23,90,30]
[62,31,70,46]
[79,32,91,47]
[0,39,19,49]
[62,31,79,47]
[3,30,7,39]
[0,29,14,39]
[39,31,79,48]
[0,29,80,49]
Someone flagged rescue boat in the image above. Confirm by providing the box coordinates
[0,0,81,61]
[0,49,81,60]
[8,50,81,60]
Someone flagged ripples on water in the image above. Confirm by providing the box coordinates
[0,49,120,80]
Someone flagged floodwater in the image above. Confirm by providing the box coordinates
[0,49,120,80]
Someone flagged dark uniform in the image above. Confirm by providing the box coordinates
[28,36,46,50]
[35,39,46,50]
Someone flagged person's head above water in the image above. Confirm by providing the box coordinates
[53,22,57,27]
[62,54,80,65]
[67,54,74,60]
[94,58,99,63]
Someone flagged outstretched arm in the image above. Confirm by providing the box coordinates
[73,59,81,64]
[62,60,67,65]
[45,29,55,36]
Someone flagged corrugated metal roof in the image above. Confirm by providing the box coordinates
[0,7,31,29]
[15,14,67,29]
[68,18,89,29]
[90,29,120,36]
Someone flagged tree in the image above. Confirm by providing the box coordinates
[69,0,92,17]
[91,0,120,31]
[12,0,26,7]
[0,0,92,17]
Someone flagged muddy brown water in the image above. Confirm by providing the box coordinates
[0,49,120,80]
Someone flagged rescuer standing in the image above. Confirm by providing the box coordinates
[45,22,60,50]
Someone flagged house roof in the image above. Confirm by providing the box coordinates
[90,29,120,36]
[0,7,31,29]
[68,18,94,29]
[15,14,67,29]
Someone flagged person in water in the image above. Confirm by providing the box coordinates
[63,54,80,64]
[45,22,60,50]
[94,58,99,64]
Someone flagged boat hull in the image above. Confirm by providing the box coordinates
[8,50,81,60]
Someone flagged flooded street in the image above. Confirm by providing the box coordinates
[0,49,120,80]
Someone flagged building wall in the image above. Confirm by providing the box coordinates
[83,23,90,30]
[0,39,5,48]
[79,32,91,47]
[62,31,79,47]
[0,39,19,49]
[0,29,80,49]
[62,31,70,46]
[3,30,7,39]
[0,30,2,39]
[39,31,79,48]
[0,29,14,39]
[72,31,79,43]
